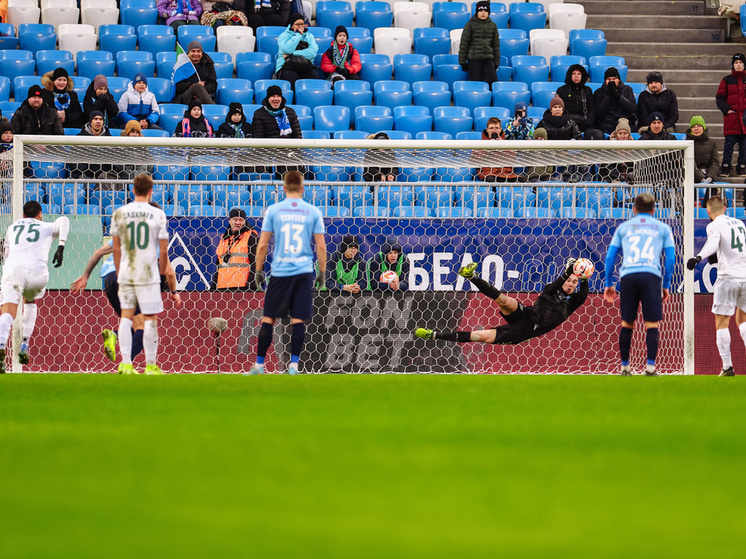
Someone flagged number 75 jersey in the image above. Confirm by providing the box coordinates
[110,201,168,286]
[701,215,746,281]
[610,213,675,279]
[3,217,68,273]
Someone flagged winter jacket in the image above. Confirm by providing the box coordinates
[156,0,202,26]
[174,112,215,137]
[458,14,500,65]
[537,111,582,140]
[504,113,535,140]
[687,128,721,182]
[320,40,362,77]
[173,52,218,101]
[11,100,63,135]
[637,86,679,129]
[251,98,302,138]
[216,119,252,138]
[275,26,318,74]
[77,123,112,137]
[326,250,368,291]
[82,83,118,126]
[117,84,160,125]
[212,225,259,290]
[716,69,746,136]
[638,128,677,141]
[41,71,83,129]
[367,240,409,291]
[475,129,517,181]
[555,64,596,132]
[593,80,637,134]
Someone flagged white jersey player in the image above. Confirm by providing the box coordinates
[687,195,746,376]
[110,174,176,375]
[0,200,70,373]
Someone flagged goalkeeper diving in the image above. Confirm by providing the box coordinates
[415,258,590,345]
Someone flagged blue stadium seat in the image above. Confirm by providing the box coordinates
[90,190,130,209]
[72,76,91,99]
[412,81,450,116]
[497,187,537,209]
[353,206,391,218]
[577,187,613,208]
[471,1,509,27]
[121,7,158,28]
[157,105,187,135]
[373,80,412,111]
[116,51,155,81]
[531,81,564,107]
[105,76,130,100]
[569,29,605,43]
[99,25,138,54]
[477,207,513,218]
[432,55,468,90]
[433,106,472,135]
[210,51,233,79]
[25,184,46,203]
[559,207,597,219]
[627,82,645,99]
[30,161,67,179]
[455,186,495,209]
[452,81,492,116]
[492,81,531,110]
[254,79,293,103]
[550,55,587,83]
[0,101,21,120]
[314,105,350,132]
[497,54,512,82]
[18,23,56,52]
[376,186,415,209]
[64,204,103,216]
[155,51,176,79]
[473,106,510,131]
[416,185,453,208]
[137,24,175,57]
[358,53,393,84]
[334,130,369,139]
[188,204,226,217]
[333,80,372,125]
[146,77,172,104]
[177,25,216,52]
[394,105,432,135]
[0,77,10,102]
[526,106,546,122]
[217,78,253,105]
[77,51,116,81]
[432,3,469,32]
[392,206,433,218]
[141,129,168,137]
[416,131,452,140]
[355,105,393,132]
[41,204,62,215]
[295,79,334,110]
[288,103,312,129]
[537,186,575,210]
[201,104,229,129]
[511,55,550,85]
[355,1,393,34]
[398,167,435,182]
[438,207,473,218]
[514,207,554,218]
[0,50,35,85]
[455,131,482,140]
[347,28,373,54]
[337,185,374,209]
[192,160,231,182]
[589,56,628,84]
[173,184,212,207]
[300,183,330,205]
[320,206,350,217]
[570,37,607,60]
[509,2,546,34]
[13,75,40,99]
[310,166,350,182]
[316,1,354,30]
[0,24,19,50]
[498,28,529,61]
[413,27,451,59]
[435,167,474,181]
[393,54,432,88]
[235,52,274,83]
[35,50,74,78]
[255,26,285,58]
[153,163,191,182]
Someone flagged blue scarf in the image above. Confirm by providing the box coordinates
[176,0,184,14]
[332,41,350,67]
[254,0,273,10]
[229,123,245,138]
[53,91,70,111]
[265,107,291,136]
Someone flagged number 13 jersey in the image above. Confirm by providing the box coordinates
[262,198,324,277]
[110,201,168,286]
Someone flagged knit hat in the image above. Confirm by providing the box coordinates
[476,1,490,11]
[229,208,247,219]
[733,53,746,68]
[187,40,203,53]
[93,75,108,90]
[89,110,104,122]
[646,71,663,84]
[373,131,389,139]
[27,84,43,99]
[613,118,631,135]
[288,12,305,25]
[689,115,706,130]
[514,101,527,114]
[266,85,283,98]
[604,67,620,80]
[550,95,564,109]
[52,67,68,81]
[533,127,548,140]
[188,98,202,111]
[649,111,664,125]
[228,102,243,118]
[133,72,148,86]
[123,120,142,135]
[335,25,348,40]
[0,120,14,136]
[340,235,359,252]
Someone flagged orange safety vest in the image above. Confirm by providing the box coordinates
[216,229,258,289]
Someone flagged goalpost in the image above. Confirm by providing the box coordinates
[3,135,695,374]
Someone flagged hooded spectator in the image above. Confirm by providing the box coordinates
[117,72,161,130]
[637,71,679,132]
[537,95,582,140]
[41,67,83,129]
[687,115,721,184]
[174,99,215,137]
[593,67,637,134]
[251,85,302,138]
[458,0,500,85]
[638,112,677,140]
[320,25,362,84]
[11,84,64,135]
[716,53,746,176]
[217,102,252,138]
[556,63,599,139]
[172,40,218,104]
[275,12,319,88]
[504,101,534,139]
[82,75,118,126]
[326,235,367,293]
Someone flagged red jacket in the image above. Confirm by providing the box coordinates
[320,41,362,76]
[716,70,746,135]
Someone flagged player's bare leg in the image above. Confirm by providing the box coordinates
[715,314,735,376]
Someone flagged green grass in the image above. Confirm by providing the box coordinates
[1,375,744,558]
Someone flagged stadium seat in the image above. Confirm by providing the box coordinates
[376,185,415,210]
[437,207,473,218]
[570,37,607,60]
[201,104,229,128]
[0,77,10,102]
[393,54,432,89]
[347,27,373,54]
[0,50,35,88]
[432,56,468,90]
[35,50,75,77]
[511,55,550,85]
[449,28,462,54]
[358,53,393,84]
[353,206,391,218]
[217,78,253,105]
[333,80,373,125]
[7,4,41,29]
[452,81,492,116]
[473,106,510,131]
[121,5,157,28]
[395,9,433,37]
[335,185,372,209]
[436,167,474,183]
[509,3,546,34]
[432,2,469,32]
[452,130,479,140]
[216,27,256,68]
[550,55,586,82]
[530,33,569,62]
[559,207,597,219]
[334,130,369,139]
[59,25,98,60]
[144,77,171,104]
[77,51,116,81]
[374,80,412,111]
[153,163,190,182]
[0,23,19,50]
[90,190,130,209]
[455,186,495,209]
[141,129,169,137]
[492,81,531,110]
[295,79,334,110]
[415,185,452,209]
[192,159,231,182]
[236,52,274,82]
[394,105,432,135]
[433,106,472,135]
[13,75,40,98]
[471,1,509,26]
[82,7,120,32]
[98,24,138,54]
[477,207,513,218]
[30,161,68,180]
[316,1,354,30]
[416,131,451,140]
[531,81,564,107]
[355,1,393,34]
[157,106,185,135]
[255,25,285,58]
[18,23,56,53]
[589,55,627,84]
[549,11,588,39]
[0,100,21,120]
[627,82,646,100]
[413,27,451,59]
[537,186,575,210]
[188,204,227,217]
[116,51,155,81]
[514,207,554,218]
[373,28,412,63]
[177,25,216,52]
[72,76,91,99]
[498,28,530,61]
[288,103,312,129]
[155,51,176,80]
[137,24,176,57]
[412,80,450,116]
[569,28,605,43]
[105,76,130,99]
[313,105,350,132]
[205,51,232,79]
[254,79,293,104]
[42,6,80,31]
[354,105,393,132]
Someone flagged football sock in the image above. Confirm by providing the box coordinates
[716,328,732,369]
[290,322,305,359]
[119,317,133,365]
[0,313,13,346]
[257,322,273,359]
[131,329,144,360]
[469,276,502,300]
[434,331,472,342]
[646,327,659,365]
[143,319,158,366]
[22,303,37,341]
[739,322,746,351]
[619,326,633,364]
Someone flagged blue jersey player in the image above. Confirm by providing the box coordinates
[248,171,327,375]
[604,193,676,376]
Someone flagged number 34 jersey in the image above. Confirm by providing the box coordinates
[3,217,69,273]
[698,214,746,281]
[610,213,675,279]
[110,201,168,286]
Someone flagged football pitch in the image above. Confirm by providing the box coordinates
[1,375,743,558]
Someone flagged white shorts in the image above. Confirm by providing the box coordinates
[0,267,48,305]
[118,282,163,315]
[711,277,746,316]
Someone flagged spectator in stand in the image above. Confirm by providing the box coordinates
[716,53,746,177]
[11,85,63,135]
[362,132,399,182]
[78,110,111,137]
[687,116,721,196]
[41,68,83,130]
[174,99,215,137]
[504,102,534,139]
[82,75,118,127]
[275,12,319,88]
[119,121,154,180]
[122,121,142,137]
[243,0,291,33]
[476,117,518,182]
[251,85,302,138]
[211,207,260,291]
[320,25,362,86]
[173,41,218,104]
[636,71,679,133]
[117,73,161,130]
[157,0,202,31]
[200,0,249,30]
[593,67,637,135]
[0,120,13,196]
[72,111,122,191]
[325,235,367,293]
[556,64,599,139]
[458,0,499,85]
[639,112,676,140]
[217,102,252,137]
[609,117,633,141]
[367,238,409,292]
[525,127,554,181]
[602,118,634,184]
[537,96,582,140]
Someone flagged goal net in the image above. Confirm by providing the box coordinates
[2,136,696,374]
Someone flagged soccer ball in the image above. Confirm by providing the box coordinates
[380,270,399,283]
[572,258,594,280]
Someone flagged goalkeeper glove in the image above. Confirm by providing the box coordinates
[315,269,326,289]
[52,245,64,268]
[564,257,577,277]
[686,255,702,270]
[708,253,718,264]
[254,270,265,291]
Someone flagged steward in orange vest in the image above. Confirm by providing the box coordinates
[212,208,259,290]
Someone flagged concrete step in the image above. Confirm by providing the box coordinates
[678,96,719,110]
[606,42,738,56]
[586,15,727,30]
[615,54,732,71]
[577,0,706,16]
[603,28,725,43]
[626,69,725,85]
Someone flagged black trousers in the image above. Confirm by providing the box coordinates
[468,59,498,85]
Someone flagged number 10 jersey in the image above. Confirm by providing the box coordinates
[110,201,169,286]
